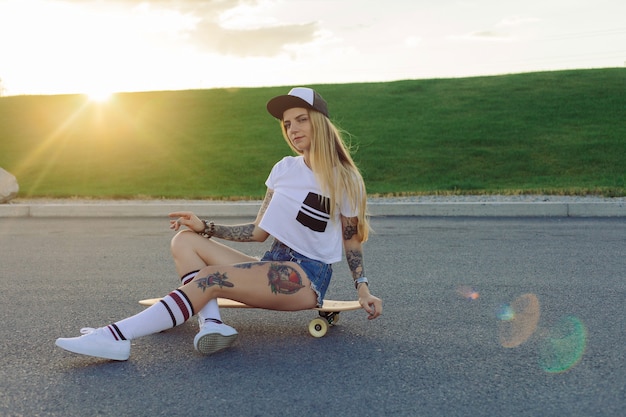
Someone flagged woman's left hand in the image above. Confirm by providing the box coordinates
[359,292,383,320]
[168,211,204,233]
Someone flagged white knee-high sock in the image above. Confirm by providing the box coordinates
[106,289,195,341]
[198,299,222,323]
[184,270,222,323]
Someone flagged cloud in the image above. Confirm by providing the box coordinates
[451,30,513,42]
[448,15,540,43]
[496,16,541,27]
[148,0,259,18]
[404,36,423,48]
[192,21,319,56]
[186,0,320,56]
[58,0,320,57]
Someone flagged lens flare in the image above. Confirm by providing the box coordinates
[456,285,480,300]
[538,316,587,373]
[498,293,540,348]
[496,303,515,321]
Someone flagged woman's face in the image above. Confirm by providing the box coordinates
[282,107,312,153]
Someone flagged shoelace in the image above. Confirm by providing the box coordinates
[79,327,98,335]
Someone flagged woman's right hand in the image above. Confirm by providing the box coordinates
[168,211,204,232]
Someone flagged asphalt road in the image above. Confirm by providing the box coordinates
[0,216,624,417]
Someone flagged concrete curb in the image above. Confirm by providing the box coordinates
[0,201,624,218]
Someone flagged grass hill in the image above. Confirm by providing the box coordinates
[0,68,624,199]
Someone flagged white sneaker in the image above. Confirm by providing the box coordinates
[55,327,131,361]
[194,319,238,355]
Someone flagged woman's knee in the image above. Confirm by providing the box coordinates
[170,229,198,256]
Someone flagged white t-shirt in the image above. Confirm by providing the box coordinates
[259,156,358,264]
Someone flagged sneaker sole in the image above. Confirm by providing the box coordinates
[195,332,238,355]
[55,339,130,361]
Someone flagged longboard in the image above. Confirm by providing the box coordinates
[138,297,361,337]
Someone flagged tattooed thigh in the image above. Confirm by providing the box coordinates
[233,261,266,269]
[267,263,304,295]
[195,271,234,292]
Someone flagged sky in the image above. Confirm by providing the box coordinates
[0,0,624,97]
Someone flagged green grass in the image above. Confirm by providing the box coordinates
[1,68,624,199]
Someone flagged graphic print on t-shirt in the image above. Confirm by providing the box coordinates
[296,192,330,232]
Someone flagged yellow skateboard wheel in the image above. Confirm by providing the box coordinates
[308,318,328,337]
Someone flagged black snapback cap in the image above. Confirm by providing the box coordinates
[266,87,329,119]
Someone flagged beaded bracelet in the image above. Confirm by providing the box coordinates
[198,220,215,239]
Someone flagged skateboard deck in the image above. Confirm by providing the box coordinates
[138,297,361,337]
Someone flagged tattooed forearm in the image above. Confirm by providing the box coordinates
[195,271,234,292]
[346,249,364,280]
[212,223,256,242]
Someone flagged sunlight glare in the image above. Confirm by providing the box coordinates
[86,89,113,102]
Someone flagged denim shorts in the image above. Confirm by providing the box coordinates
[260,240,333,307]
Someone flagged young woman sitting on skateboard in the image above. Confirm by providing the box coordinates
[56,87,383,360]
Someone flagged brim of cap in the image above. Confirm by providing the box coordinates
[266,95,314,119]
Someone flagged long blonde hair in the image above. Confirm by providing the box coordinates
[280,110,370,242]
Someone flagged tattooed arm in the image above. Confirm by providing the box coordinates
[210,188,273,242]
[342,216,366,283]
[168,188,273,243]
[342,215,382,319]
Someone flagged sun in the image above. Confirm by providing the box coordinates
[86,89,114,102]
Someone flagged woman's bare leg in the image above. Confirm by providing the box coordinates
[113,261,317,340]
[183,261,318,312]
[170,232,319,353]
[188,260,319,353]
[170,229,261,328]
[170,230,258,275]
[54,260,318,360]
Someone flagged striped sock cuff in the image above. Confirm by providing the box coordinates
[107,323,127,341]
[181,270,200,285]
[159,289,195,327]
